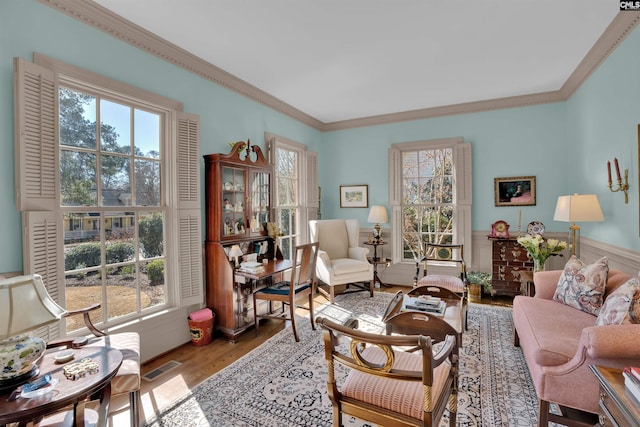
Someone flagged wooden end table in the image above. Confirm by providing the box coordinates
[0,346,123,427]
[590,365,640,426]
[364,241,391,288]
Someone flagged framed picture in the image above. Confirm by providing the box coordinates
[494,176,536,207]
[340,185,368,208]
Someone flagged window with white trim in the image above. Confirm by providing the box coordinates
[14,55,202,338]
[266,133,317,259]
[389,138,472,265]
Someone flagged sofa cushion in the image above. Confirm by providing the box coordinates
[513,296,596,366]
[596,273,640,325]
[553,256,608,315]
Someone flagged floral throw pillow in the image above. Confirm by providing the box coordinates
[552,255,608,315]
[596,273,640,325]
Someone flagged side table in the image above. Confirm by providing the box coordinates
[590,365,640,427]
[364,241,390,288]
[0,346,123,427]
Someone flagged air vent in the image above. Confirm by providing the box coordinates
[142,360,182,382]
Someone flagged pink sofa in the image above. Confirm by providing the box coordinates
[512,268,640,426]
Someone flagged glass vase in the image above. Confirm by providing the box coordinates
[533,258,546,272]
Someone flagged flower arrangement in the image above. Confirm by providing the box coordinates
[516,234,567,271]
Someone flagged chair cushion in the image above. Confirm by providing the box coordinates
[341,346,450,420]
[257,281,311,295]
[417,275,464,294]
[553,256,608,315]
[596,273,640,325]
[87,332,140,396]
[331,258,371,276]
[316,220,349,260]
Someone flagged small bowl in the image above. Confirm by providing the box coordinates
[53,350,75,364]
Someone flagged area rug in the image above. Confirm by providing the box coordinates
[145,292,540,426]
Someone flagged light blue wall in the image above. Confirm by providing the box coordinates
[1,1,638,274]
[565,22,640,251]
[0,0,321,273]
[318,103,568,236]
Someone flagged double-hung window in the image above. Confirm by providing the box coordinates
[266,133,317,259]
[14,54,202,339]
[389,138,472,266]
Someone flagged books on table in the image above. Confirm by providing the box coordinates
[239,261,265,274]
[403,295,446,317]
[623,367,640,403]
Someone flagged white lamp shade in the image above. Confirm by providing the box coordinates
[553,194,604,223]
[0,274,66,338]
[229,245,243,257]
[368,205,389,224]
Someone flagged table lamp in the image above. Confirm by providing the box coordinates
[229,244,243,269]
[368,205,389,242]
[553,194,604,258]
[0,274,66,390]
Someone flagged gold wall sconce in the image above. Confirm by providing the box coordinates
[607,157,629,203]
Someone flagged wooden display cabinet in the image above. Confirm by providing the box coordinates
[204,141,281,341]
[488,237,533,297]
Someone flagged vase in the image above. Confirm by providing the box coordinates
[533,258,546,272]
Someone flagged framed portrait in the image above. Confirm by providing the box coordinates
[340,185,368,208]
[494,176,536,207]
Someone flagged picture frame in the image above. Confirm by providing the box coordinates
[494,176,536,207]
[340,184,368,208]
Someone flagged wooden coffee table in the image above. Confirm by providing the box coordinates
[0,346,123,427]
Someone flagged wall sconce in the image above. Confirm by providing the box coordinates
[607,157,629,203]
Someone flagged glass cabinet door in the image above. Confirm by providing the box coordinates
[221,166,246,238]
[250,170,270,234]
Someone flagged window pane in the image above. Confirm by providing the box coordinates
[139,211,164,259]
[65,270,103,332]
[59,87,97,150]
[106,265,138,321]
[101,155,131,206]
[134,109,160,158]
[100,99,131,154]
[60,150,97,206]
[135,159,161,206]
[64,213,102,269]
[142,259,166,306]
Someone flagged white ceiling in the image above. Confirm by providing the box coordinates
[93,0,619,124]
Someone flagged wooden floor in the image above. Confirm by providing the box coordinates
[107,285,511,426]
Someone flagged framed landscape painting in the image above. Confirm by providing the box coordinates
[494,176,536,206]
[340,185,368,208]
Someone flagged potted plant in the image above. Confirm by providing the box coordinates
[467,271,493,301]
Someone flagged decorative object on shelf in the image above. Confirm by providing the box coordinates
[223,198,233,211]
[607,157,629,203]
[367,205,388,242]
[229,245,243,270]
[527,221,545,236]
[516,234,567,272]
[553,194,604,257]
[0,275,66,390]
[494,176,536,207]
[339,184,368,208]
[489,220,510,238]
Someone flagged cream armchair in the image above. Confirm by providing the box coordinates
[309,219,374,303]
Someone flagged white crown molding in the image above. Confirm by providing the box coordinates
[39,1,640,132]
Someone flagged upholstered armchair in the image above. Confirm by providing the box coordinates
[309,219,373,303]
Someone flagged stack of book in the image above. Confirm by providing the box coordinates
[239,261,265,274]
[623,366,640,403]
[404,295,446,316]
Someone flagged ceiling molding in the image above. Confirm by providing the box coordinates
[39,1,640,132]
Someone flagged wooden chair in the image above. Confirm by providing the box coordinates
[316,316,458,427]
[253,242,318,342]
[47,304,141,427]
[415,243,468,329]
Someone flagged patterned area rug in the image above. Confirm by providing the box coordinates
[145,292,539,426]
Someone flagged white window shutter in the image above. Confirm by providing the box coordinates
[175,112,203,306]
[13,57,58,212]
[22,210,64,340]
[176,112,200,210]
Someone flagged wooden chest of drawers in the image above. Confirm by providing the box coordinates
[489,238,533,297]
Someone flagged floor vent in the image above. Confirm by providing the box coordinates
[142,360,182,382]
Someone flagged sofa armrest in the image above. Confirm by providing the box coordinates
[583,324,640,359]
[533,270,563,300]
[349,246,369,262]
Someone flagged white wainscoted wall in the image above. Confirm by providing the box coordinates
[362,229,639,288]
